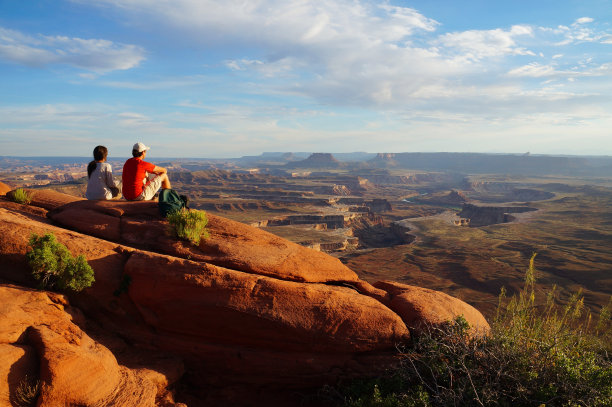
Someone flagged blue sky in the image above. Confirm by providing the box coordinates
[1,0,611,157]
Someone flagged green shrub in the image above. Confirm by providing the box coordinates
[11,188,32,204]
[167,209,209,245]
[25,233,95,292]
[331,254,612,407]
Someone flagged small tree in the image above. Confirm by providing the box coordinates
[167,209,209,245]
[26,233,95,292]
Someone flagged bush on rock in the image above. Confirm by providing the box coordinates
[11,188,32,205]
[26,232,95,292]
[167,209,209,245]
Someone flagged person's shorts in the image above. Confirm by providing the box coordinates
[135,173,163,201]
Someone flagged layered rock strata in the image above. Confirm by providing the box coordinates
[459,203,537,226]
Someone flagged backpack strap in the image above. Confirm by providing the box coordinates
[180,194,190,210]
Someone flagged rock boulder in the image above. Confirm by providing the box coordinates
[1,198,409,390]
[13,188,83,210]
[126,251,408,353]
[0,182,11,196]
[0,284,161,406]
[374,281,490,336]
[48,199,360,283]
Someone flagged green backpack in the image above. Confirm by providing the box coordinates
[158,189,189,217]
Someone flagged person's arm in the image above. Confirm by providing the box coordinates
[103,165,116,189]
[151,165,167,175]
[102,165,121,197]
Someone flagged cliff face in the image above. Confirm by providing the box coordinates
[422,190,468,206]
[0,188,490,405]
[367,152,599,176]
[368,153,399,168]
[459,203,537,226]
[285,153,342,169]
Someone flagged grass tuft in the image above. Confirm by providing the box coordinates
[167,209,210,245]
[12,375,40,407]
[11,188,32,204]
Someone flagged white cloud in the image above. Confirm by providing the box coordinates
[82,0,439,45]
[225,59,264,71]
[5,0,588,153]
[2,88,612,157]
[0,104,108,127]
[508,61,612,79]
[508,63,558,78]
[117,112,163,127]
[574,17,594,25]
[75,0,612,111]
[437,25,535,61]
[76,0,447,104]
[546,17,612,45]
[0,26,145,73]
[99,75,211,90]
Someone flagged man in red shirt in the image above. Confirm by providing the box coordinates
[122,142,171,200]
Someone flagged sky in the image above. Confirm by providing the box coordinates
[1,0,611,158]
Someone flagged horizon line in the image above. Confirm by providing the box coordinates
[2,151,612,160]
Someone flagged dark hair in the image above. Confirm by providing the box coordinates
[93,145,108,161]
[88,145,108,178]
[132,149,144,158]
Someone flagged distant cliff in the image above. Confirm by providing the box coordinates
[285,153,343,169]
[459,203,537,226]
[367,152,612,176]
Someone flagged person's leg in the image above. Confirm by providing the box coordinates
[160,173,171,189]
[140,173,168,200]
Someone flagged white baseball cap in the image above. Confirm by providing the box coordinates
[133,142,150,153]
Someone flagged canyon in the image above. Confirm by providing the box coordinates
[1,151,611,405]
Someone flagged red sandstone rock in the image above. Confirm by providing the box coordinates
[0,181,11,196]
[200,213,360,282]
[0,205,151,337]
[23,188,83,210]
[374,281,490,335]
[29,325,157,407]
[0,284,161,406]
[1,201,407,389]
[126,251,409,353]
[51,207,122,241]
[0,198,49,221]
[0,343,38,406]
[0,192,494,396]
[350,280,390,304]
[47,198,360,283]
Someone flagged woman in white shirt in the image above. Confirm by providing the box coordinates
[86,145,121,200]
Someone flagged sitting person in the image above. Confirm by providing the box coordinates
[122,142,171,201]
[86,145,122,200]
